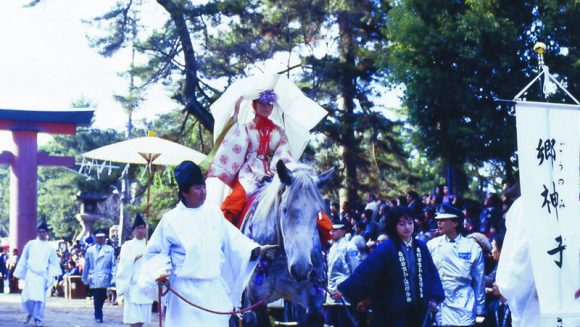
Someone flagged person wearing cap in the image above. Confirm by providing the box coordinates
[334,207,444,327]
[324,223,361,326]
[13,223,61,327]
[139,160,278,326]
[205,90,334,246]
[427,205,485,326]
[116,214,155,326]
[82,228,117,324]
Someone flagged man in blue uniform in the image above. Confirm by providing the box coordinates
[82,229,117,324]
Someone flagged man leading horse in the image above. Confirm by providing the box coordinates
[138,161,277,326]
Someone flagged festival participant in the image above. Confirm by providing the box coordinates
[116,214,155,327]
[325,223,361,327]
[13,223,61,327]
[206,90,333,246]
[495,197,540,327]
[334,207,444,327]
[139,160,277,326]
[82,229,117,324]
[428,206,485,326]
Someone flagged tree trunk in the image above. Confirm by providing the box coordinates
[446,161,467,197]
[156,0,214,132]
[337,11,360,208]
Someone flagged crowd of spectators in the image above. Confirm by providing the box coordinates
[1,225,122,301]
[325,179,519,326]
[1,179,520,326]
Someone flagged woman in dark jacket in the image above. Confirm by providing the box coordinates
[335,207,445,327]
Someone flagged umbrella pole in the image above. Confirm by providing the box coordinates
[146,160,153,220]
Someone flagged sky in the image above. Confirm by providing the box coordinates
[0,0,402,150]
[0,0,175,148]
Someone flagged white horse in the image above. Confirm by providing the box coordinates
[241,160,333,327]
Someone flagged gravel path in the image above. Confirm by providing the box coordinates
[0,293,159,327]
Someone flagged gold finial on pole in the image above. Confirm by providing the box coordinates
[534,42,547,69]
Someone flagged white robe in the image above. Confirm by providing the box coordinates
[116,238,155,324]
[13,239,61,304]
[496,198,541,327]
[139,201,259,326]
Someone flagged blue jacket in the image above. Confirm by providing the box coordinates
[82,244,116,289]
[338,238,444,326]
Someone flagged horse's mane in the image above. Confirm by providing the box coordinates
[246,163,326,244]
[281,165,326,211]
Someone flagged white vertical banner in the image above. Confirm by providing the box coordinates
[515,101,580,326]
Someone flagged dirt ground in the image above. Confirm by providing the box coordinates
[0,293,159,327]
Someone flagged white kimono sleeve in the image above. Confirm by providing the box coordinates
[220,217,259,308]
[496,198,540,327]
[139,219,172,290]
[12,242,30,281]
[116,244,134,296]
[47,248,61,288]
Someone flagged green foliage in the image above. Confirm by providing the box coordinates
[37,167,81,239]
[385,0,579,191]
[36,128,125,239]
[26,0,579,207]
[209,0,400,206]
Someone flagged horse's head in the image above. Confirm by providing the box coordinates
[277,160,333,282]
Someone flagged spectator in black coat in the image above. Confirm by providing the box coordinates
[406,191,423,220]
[335,207,445,327]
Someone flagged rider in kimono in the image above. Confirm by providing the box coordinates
[206,90,333,246]
[13,222,61,327]
[116,213,155,326]
[428,206,485,326]
[139,160,277,326]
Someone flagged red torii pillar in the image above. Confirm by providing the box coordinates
[0,109,93,251]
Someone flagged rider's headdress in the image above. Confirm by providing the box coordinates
[256,90,278,105]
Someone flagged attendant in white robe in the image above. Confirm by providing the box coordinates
[13,223,61,327]
[139,160,278,326]
[495,197,540,327]
[116,214,155,326]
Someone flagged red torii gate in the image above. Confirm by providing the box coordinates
[0,108,93,251]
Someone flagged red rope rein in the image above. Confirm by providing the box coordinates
[157,281,271,316]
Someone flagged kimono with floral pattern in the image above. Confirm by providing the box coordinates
[207,120,294,196]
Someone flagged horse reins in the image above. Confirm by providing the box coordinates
[313,277,357,326]
[156,279,271,327]
[155,184,283,326]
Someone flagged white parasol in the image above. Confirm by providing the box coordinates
[210,74,328,160]
[82,134,206,166]
[82,133,207,235]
